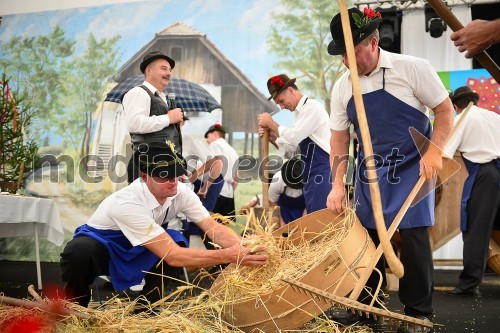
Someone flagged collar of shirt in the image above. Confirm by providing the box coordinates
[364,48,393,78]
[138,178,175,212]
[295,95,309,114]
[142,80,167,100]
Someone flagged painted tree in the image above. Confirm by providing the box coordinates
[63,33,121,158]
[0,26,75,135]
[268,0,345,113]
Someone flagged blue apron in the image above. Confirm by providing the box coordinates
[201,174,224,211]
[299,136,332,213]
[346,69,434,229]
[74,224,188,290]
[277,189,306,224]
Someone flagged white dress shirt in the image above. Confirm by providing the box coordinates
[122,81,171,134]
[444,105,500,163]
[87,179,209,247]
[277,95,331,156]
[330,48,449,131]
[209,138,239,198]
[268,172,303,202]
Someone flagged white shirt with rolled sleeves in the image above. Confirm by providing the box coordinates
[276,95,331,157]
[122,81,171,134]
[444,105,500,163]
[209,138,239,198]
[268,172,303,202]
[87,179,209,247]
[330,49,449,131]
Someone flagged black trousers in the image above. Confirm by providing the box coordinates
[364,227,434,317]
[60,236,183,307]
[459,161,500,290]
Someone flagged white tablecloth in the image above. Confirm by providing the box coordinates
[0,195,64,246]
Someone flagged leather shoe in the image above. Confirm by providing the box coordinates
[446,286,480,297]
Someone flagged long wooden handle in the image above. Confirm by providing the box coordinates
[338,0,404,278]
[261,129,270,210]
[0,295,91,320]
[426,0,500,82]
[350,102,474,300]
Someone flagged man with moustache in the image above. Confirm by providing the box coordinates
[60,145,267,308]
[123,51,185,183]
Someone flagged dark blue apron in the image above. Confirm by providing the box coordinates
[299,137,332,213]
[74,224,188,290]
[201,174,224,211]
[277,189,306,224]
[346,69,434,229]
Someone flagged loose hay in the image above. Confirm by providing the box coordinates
[210,209,356,303]
[0,208,373,333]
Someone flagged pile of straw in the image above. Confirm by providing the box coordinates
[210,209,356,303]
[0,209,375,332]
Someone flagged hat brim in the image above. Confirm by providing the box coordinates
[451,91,480,104]
[140,54,176,73]
[327,20,380,55]
[267,78,297,101]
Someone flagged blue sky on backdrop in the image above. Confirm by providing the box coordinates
[0,0,300,132]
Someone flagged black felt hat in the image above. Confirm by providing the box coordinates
[327,7,381,55]
[451,86,480,105]
[204,124,226,138]
[267,74,297,101]
[139,51,175,74]
[281,158,303,190]
[136,144,187,178]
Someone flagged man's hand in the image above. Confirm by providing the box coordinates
[168,108,184,124]
[197,184,208,199]
[226,244,268,267]
[419,144,442,181]
[326,183,346,214]
[258,113,279,134]
[450,19,498,59]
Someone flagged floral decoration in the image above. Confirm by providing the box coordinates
[270,76,285,87]
[352,8,382,29]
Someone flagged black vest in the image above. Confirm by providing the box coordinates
[129,85,182,153]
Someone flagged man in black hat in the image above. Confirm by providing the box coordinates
[326,7,454,330]
[123,50,185,183]
[60,145,267,308]
[258,74,332,214]
[269,158,306,227]
[444,86,500,297]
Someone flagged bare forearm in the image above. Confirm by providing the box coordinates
[330,129,350,185]
[431,99,454,149]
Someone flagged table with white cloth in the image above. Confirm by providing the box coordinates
[0,194,65,290]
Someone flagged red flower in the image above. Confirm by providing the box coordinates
[363,7,382,20]
[214,124,222,129]
[270,76,284,87]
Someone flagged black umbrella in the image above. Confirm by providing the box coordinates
[105,75,222,113]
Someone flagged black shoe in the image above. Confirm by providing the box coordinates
[396,316,433,333]
[322,309,383,329]
[445,286,480,297]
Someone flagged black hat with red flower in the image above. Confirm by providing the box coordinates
[267,74,297,101]
[204,123,226,138]
[328,7,382,55]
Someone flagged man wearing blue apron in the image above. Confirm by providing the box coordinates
[327,7,454,330]
[444,86,500,296]
[269,158,306,226]
[60,146,268,308]
[258,74,332,213]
